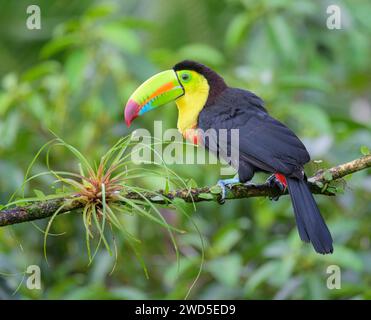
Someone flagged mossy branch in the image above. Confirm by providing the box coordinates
[0,155,370,227]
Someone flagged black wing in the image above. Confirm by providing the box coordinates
[198,88,310,178]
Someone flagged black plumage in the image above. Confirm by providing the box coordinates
[198,87,309,180]
[174,61,333,254]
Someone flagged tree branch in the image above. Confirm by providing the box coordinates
[1,155,370,227]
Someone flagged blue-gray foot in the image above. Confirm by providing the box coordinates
[217,177,241,204]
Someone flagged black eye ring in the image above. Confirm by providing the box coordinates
[181,73,190,81]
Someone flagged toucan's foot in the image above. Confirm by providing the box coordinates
[217,177,240,204]
[266,174,286,201]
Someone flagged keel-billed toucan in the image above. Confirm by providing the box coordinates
[124,60,333,254]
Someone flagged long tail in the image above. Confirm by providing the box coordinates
[286,177,333,254]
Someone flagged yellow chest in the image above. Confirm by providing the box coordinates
[175,79,209,136]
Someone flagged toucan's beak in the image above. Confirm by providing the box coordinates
[124,70,184,127]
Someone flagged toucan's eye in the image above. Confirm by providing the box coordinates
[181,72,191,82]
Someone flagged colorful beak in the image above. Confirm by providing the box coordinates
[124,70,184,127]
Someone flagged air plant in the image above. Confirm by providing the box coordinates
[4,134,204,297]
[6,136,192,269]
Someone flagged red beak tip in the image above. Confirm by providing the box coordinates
[124,100,140,128]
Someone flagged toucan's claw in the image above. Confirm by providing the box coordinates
[217,177,240,204]
[266,174,286,201]
[217,182,226,204]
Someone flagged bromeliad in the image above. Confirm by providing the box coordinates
[124,60,333,254]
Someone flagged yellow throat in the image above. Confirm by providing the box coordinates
[175,71,209,135]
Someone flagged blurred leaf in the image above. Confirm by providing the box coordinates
[209,185,221,194]
[266,15,298,63]
[307,273,325,300]
[330,219,359,244]
[64,49,88,91]
[186,178,198,188]
[289,103,333,136]
[206,254,242,287]
[84,3,116,20]
[210,223,242,256]
[360,145,370,155]
[325,246,364,272]
[278,75,332,92]
[90,251,114,284]
[225,13,251,51]
[244,261,280,295]
[28,94,48,124]
[164,179,170,193]
[98,23,140,54]
[21,61,60,82]
[40,35,81,58]
[271,255,295,286]
[263,240,289,258]
[0,112,20,148]
[116,18,155,31]
[164,257,194,287]
[2,73,17,90]
[0,92,13,116]
[177,43,224,66]
[33,189,46,200]
[198,193,213,200]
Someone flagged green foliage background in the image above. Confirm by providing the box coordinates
[0,0,370,299]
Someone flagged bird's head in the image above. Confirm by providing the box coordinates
[124,60,226,131]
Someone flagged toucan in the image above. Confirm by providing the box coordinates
[124,60,333,254]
